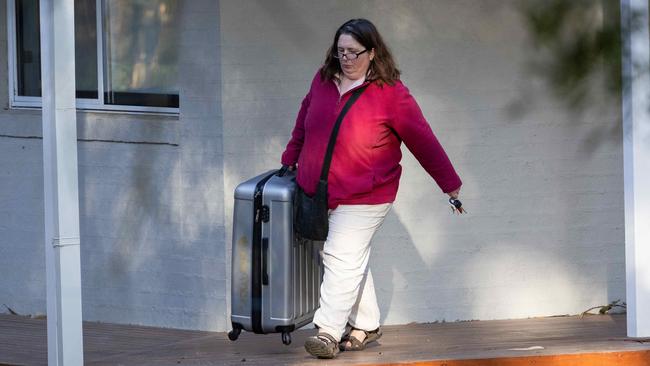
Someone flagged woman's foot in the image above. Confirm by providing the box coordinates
[339,326,382,351]
[304,332,340,359]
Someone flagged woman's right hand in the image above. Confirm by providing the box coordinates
[288,165,296,171]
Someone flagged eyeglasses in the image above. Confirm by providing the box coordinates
[333,49,368,61]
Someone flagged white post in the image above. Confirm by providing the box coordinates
[621,0,650,338]
[40,0,84,364]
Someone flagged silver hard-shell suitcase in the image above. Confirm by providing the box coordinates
[228,169,323,345]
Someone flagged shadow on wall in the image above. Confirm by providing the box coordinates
[74,3,183,326]
[510,0,629,155]
[512,0,628,311]
[76,123,183,326]
[371,208,432,325]
[76,0,225,331]
[370,0,625,323]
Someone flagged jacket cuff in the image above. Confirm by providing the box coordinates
[281,154,296,167]
[441,177,462,194]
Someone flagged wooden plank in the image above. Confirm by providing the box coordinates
[1,313,649,365]
[364,351,650,366]
[0,315,46,366]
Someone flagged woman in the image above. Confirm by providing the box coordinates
[281,18,462,359]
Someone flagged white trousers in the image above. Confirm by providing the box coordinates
[312,203,392,342]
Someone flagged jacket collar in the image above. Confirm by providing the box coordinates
[333,72,371,96]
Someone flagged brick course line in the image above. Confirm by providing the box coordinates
[0,134,178,146]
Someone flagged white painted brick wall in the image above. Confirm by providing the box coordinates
[0,0,227,331]
[220,0,625,327]
[0,0,625,332]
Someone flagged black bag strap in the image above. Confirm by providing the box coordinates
[319,85,369,182]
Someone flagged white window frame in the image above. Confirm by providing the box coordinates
[6,0,180,115]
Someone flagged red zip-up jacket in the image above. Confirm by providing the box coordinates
[281,71,462,209]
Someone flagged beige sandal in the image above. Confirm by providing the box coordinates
[305,332,340,359]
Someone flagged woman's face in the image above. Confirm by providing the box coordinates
[337,34,374,81]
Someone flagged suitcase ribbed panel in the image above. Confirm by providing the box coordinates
[293,243,300,319]
[293,238,322,320]
[306,240,313,314]
[301,240,307,318]
[309,242,323,309]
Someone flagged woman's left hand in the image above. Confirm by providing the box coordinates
[447,188,466,214]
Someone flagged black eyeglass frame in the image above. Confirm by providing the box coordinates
[333,49,368,60]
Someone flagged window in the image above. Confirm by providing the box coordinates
[8,0,179,113]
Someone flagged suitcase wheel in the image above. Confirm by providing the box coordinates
[228,327,241,341]
[282,332,291,345]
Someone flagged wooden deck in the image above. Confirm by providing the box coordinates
[1,313,649,365]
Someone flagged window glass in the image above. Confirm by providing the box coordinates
[75,0,98,99]
[103,0,179,108]
[15,0,40,97]
[15,0,98,99]
[13,0,179,110]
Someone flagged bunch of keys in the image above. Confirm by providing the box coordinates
[449,197,467,214]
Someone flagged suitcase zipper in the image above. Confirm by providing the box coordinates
[251,172,275,334]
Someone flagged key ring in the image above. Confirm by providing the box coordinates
[449,197,467,214]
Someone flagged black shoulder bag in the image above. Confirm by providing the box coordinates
[293,85,368,241]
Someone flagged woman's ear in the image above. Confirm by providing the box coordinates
[369,48,375,61]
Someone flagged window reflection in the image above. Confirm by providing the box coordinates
[103,0,179,107]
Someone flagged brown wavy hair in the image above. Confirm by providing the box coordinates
[320,19,401,86]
